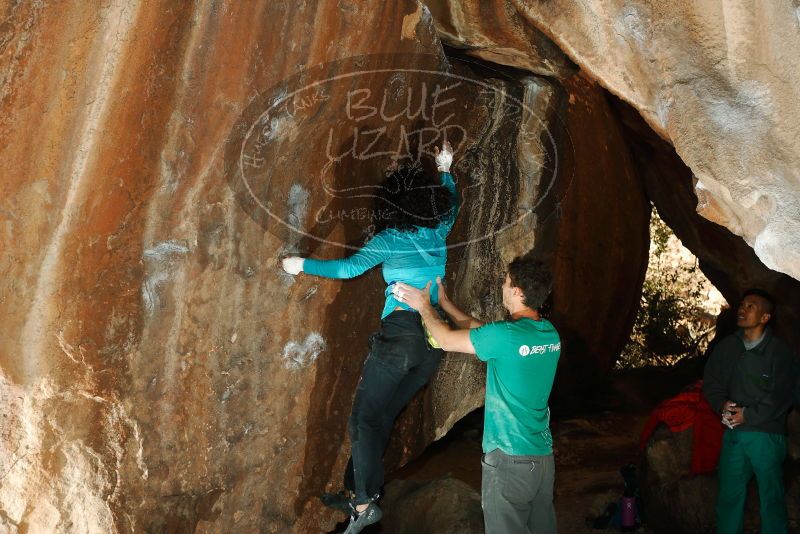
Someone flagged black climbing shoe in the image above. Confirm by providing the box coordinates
[320,491,353,513]
[343,502,382,534]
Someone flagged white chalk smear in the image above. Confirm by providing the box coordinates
[287,183,310,230]
[141,240,189,313]
[282,333,326,370]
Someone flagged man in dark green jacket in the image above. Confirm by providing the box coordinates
[703,289,797,534]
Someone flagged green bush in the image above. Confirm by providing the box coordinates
[618,209,721,368]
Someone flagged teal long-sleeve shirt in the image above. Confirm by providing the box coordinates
[303,172,458,319]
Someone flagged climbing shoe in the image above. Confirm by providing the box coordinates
[320,491,352,513]
[343,502,382,534]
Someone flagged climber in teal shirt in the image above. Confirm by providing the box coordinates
[299,169,457,319]
[281,142,459,534]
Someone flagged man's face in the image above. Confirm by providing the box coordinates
[736,294,770,329]
[501,273,515,309]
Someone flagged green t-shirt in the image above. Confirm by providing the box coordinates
[469,318,561,456]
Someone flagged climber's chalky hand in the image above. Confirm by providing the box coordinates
[435,140,454,173]
[282,257,305,275]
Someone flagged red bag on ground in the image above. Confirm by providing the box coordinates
[639,380,724,475]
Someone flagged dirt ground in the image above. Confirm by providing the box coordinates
[393,365,703,533]
[395,409,652,532]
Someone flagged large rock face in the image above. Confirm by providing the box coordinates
[538,75,650,400]
[429,0,800,281]
[5,0,795,531]
[0,2,649,532]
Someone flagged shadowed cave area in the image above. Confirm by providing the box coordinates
[2,2,800,534]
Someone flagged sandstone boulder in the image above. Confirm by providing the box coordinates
[427,0,800,281]
[12,1,798,532]
[380,476,484,534]
[0,2,649,531]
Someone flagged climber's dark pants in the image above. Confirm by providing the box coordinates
[347,310,443,505]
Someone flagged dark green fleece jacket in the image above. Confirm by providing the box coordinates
[703,327,797,434]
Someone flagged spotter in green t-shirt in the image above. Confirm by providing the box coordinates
[469,317,561,456]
